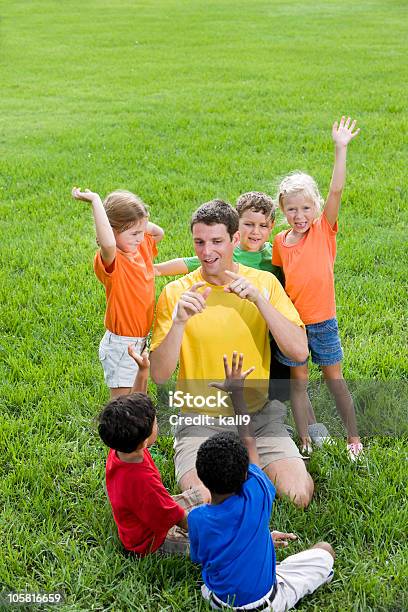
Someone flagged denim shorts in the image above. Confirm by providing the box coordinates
[276,318,344,367]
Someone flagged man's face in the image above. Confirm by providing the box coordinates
[192,223,238,278]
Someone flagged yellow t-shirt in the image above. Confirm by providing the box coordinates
[151,265,304,414]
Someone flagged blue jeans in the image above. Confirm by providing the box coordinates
[276,318,344,367]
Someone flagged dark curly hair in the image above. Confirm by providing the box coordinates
[196,432,249,495]
[190,199,239,239]
[236,191,276,221]
[98,393,156,453]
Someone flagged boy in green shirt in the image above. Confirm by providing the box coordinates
[154,192,289,401]
[154,191,282,279]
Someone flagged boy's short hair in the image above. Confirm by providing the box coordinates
[104,190,149,233]
[277,172,323,213]
[98,393,156,453]
[190,199,239,239]
[236,191,277,222]
[196,432,249,495]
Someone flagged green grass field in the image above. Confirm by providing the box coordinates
[1,0,407,610]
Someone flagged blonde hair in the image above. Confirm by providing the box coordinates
[103,190,149,232]
[235,191,277,222]
[277,172,323,215]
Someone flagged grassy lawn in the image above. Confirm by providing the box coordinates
[1,0,407,610]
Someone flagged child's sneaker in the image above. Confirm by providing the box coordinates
[308,422,332,448]
[347,442,364,462]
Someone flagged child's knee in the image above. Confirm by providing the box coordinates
[312,541,335,560]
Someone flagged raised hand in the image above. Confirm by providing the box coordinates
[71,187,100,204]
[209,352,255,393]
[174,282,211,324]
[128,345,150,372]
[224,270,260,303]
[332,116,360,148]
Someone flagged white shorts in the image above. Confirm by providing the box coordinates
[201,547,333,611]
[273,548,334,611]
[98,331,146,389]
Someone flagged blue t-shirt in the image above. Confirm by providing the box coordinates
[188,464,276,607]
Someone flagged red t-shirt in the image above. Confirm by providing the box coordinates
[106,448,185,555]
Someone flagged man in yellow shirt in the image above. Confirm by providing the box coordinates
[150,200,313,508]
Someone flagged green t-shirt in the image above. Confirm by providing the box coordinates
[183,242,283,283]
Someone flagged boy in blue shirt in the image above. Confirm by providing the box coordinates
[188,353,335,610]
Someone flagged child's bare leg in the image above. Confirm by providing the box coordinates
[322,363,359,443]
[110,387,132,399]
[290,365,313,447]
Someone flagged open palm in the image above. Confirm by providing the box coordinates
[332,116,360,147]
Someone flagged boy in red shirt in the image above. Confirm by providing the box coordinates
[98,348,205,555]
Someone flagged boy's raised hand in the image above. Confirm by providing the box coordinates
[209,352,255,393]
[332,116,360,148]
[72,187,100,203]
[128,345,150,372]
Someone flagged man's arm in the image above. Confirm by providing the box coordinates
[154,258,189,277]
[150,282,211,384]
[254,293,308,362]
[224,271,308,363]
[146,221,165,243]
[72,187,116,266]
[149,320,186,384]
[324,117,360,227]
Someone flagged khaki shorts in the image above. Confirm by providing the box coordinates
[174,400,302,483]
[202,547,334,611]
[99,331,146,388]
[157,486,204,556]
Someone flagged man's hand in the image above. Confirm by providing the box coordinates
[128,345,150,372]
[209,352,255,393]
[72,187,100,204]
[271,531,297,548]
[224,271,260,303]
[332,116,360,148]
[174,282,211,324]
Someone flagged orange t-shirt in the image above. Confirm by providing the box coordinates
[272,213,338,325]
[94,233,158,337]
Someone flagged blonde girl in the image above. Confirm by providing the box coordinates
[272,117,362,460]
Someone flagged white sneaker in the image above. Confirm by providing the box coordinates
[347,442,364,462]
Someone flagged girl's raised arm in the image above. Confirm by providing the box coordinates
[72,187,116,266]
[146,221,165,243]
[324,117,360,227]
